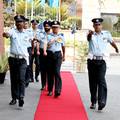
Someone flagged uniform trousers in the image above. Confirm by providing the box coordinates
[29,48,40,80]
[87,59,107,106]
[39,48,47,88]
[47,51,62,94]
[8,57,27,100]
[25,47,33,83]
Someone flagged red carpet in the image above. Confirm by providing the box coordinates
[34,72,88,120]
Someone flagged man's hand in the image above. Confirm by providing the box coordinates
[48,39,55,47]
[50,39,55,43]
[110,42,119,53]
[32,49,34,55]
[62,55,65,61]
[37,51,40,55]
[115,48,119,53]
[87,30,93,41]
[43,51,47,56]
[3,32,10,38]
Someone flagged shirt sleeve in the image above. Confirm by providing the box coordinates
[107,32,113,43]
[47,34,53,43]
[60,33,65,46]
[7,28,14,37]
[39,32,47,43]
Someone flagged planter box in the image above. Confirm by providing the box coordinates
[75,60,87,73]
[0,72,6,84]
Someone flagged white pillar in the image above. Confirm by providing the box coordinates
[82,0,101,30]
[14,0,16,15]
[25,0,27,18]
[31,0,34,20]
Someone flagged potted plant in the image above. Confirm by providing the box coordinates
[76,41,88,72]
[0,53,8,84]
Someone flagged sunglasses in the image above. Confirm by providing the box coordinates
[45,26,51,28]
[52,27,60,28]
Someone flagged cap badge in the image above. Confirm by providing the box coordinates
[55,21,57,24]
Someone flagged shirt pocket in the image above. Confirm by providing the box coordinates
[11,36,17,42]
[102,37,108,43]
[24,35,29,42]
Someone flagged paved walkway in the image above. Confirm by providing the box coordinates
[0,56,120,120]
[74,73,120,120]
[0,71,41,120]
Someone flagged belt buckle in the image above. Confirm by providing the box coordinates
[95,56,103,60]
[93,56,96,60]
[93,55,103,60]
[99,56,103,60]
[14,55,19,58]
[15,54,23,59]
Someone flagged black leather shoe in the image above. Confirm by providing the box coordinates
[54,92,61,98]
[19,99,24,107]
[98,103,105,110]
[9,99,17,105]
[36,79,39,82]
[29,79,34,82]
[41,86,45,91]
[90,103,96,109]
[35,77,39,82]
[25,82,29,88]
[47,92,52,96]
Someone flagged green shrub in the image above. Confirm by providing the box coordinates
[0,53,8,73]
[76,41,88,62]
[111,31,120,37]
[68,17,82,30]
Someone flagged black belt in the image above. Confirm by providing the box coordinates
[10,54,24,59]
[40,48,43,51]
[47,50,61,54]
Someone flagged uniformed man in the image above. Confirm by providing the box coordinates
[3,15,30,107]
[40,20,51,90]
[28,19,40,82]
[23,17,31,87]
[47,21,65,97]
[24,18,29,29]
[87,18,119,110]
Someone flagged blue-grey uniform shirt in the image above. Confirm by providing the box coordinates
[38,31,47,49]
[47,33,65,52]
[8,28,30,57]
[88,31,113,57]
[27,28,47,49]
[26,28,40,47]
[25,28,33,47]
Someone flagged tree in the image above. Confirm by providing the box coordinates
[61,0,73,4]
[45,5,57,20]
[16,0,42,15]
[60,3,69,21]
[114,17,120,32]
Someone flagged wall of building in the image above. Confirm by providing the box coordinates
[0,0,4,54]
[100,0,120,14]
[82,0,101,30]
[76,0,82,17]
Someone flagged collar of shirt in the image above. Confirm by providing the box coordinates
[93,31,104,35]
[14,28,26,33]
[51,33,59,36]
[30,28,40,32]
